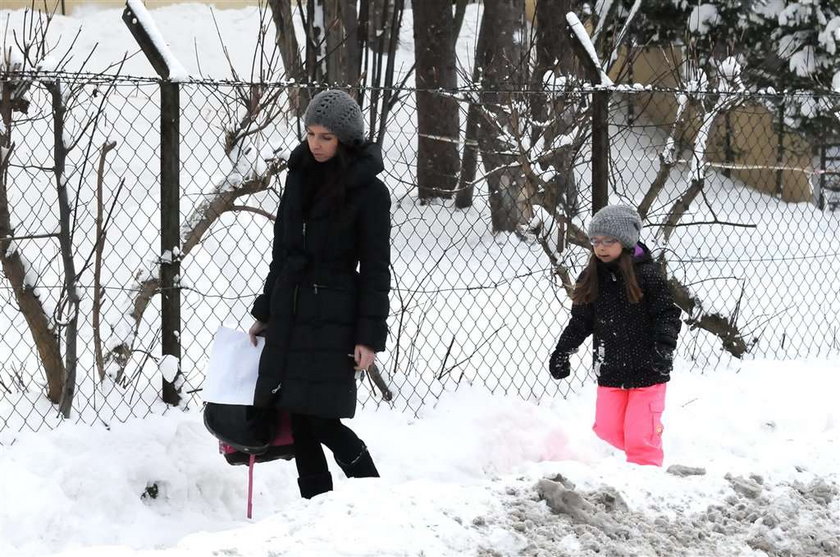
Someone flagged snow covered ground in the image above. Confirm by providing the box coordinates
[1,358,838,556]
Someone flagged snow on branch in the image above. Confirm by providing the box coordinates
[565,12,613,86]
[688,57,745,183]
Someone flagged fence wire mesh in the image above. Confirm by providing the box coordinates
[1,73,838,437]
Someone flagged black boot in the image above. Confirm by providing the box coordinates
[297,472,333,499]
[337,446,379,478]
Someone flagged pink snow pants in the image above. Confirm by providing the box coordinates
[593,383,667,466]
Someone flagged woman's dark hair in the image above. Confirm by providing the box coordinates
[571,250,643,305]
[302,140,366,213]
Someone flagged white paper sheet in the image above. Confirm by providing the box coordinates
[202,326,264,405]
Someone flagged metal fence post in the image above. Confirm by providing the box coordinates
[591,90,609,214]
[564,17,609,215]
[160,82,181,406]
[123,2,182,405]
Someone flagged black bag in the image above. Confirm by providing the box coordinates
[203,403,295,518]
[203,402,295,464]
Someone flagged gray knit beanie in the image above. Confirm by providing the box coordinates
[588,205,643,248]
[303,89,365,146]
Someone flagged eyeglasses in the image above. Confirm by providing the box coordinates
[590,238,619,247]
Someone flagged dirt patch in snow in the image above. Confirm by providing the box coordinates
[471,472,840,556]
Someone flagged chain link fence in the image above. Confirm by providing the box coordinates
[1,73,838,438]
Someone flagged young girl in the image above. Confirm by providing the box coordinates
[248,90,390,498]
[550,205,681,466]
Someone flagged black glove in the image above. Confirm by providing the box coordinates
[652,347,673,375]
[549,348,571,380]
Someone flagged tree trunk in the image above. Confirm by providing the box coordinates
[267,0,309,116]
[530,0,583,134]
[0,82,64,404]
[455,100,480,208]
[338,0,362,86]
[531,1,580,98]
[301,0,363,89]
[367,0,395,53]
[529,0,582,215]
[412,0,460,201]
[371,0,406,144]
[475,0,528,232]
[315,0,362,87]
[305,0,327,84]
[47,80,80,418]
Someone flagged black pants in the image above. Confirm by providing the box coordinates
[290,413,376,478]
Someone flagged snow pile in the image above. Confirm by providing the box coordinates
[510,472,839,556]
[0,359,838,556]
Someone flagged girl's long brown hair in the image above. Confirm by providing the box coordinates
[571,250,643,305]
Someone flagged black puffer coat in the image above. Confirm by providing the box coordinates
[251,142,391,417]
[554,243,681,388]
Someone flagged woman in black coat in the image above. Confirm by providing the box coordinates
[248,90,390,499]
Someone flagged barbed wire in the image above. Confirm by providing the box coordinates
[4,69,840,98]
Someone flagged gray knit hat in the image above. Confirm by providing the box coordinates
[588,205,643,248]
[303,89,365,145]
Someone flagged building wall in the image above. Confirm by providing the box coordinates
[614,47,813,203]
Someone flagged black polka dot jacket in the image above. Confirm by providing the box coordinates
[553,243,682,388]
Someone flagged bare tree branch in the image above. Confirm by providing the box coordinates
[93,140,117,382]
[103,161,286,379]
